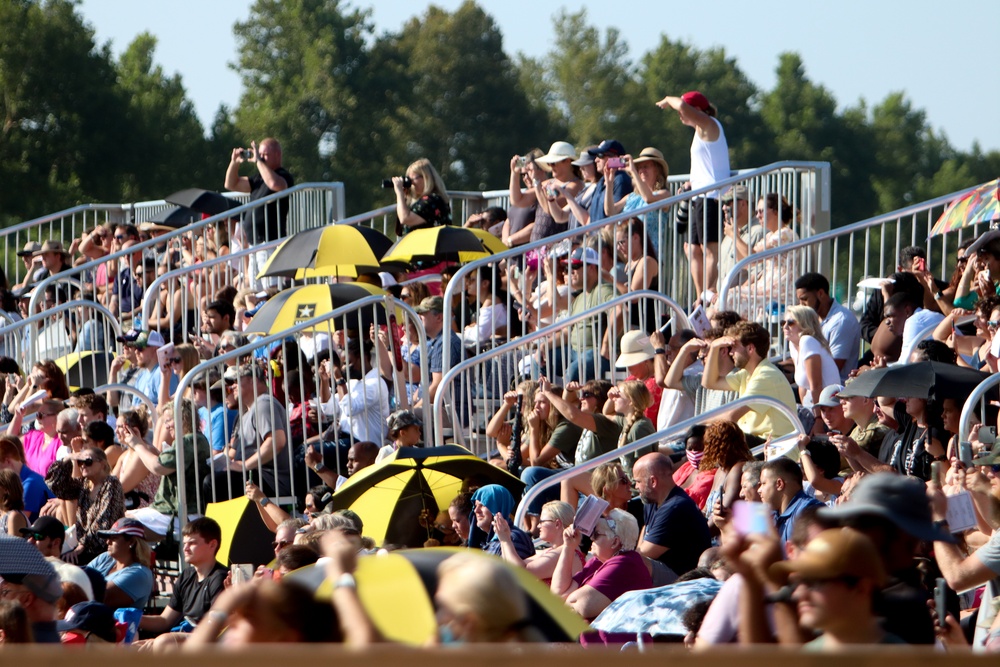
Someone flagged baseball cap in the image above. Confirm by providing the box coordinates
[721,185,750,203]
[587,139,626,157]
[116,329,165,349]
[615,331,656,368]
[769,528,886,587]
[56,601,118,643]
[95,517,147,540]
[19,516,65,541]
[815,384,846,408]
[681,91,712,113]
[562,246,600,267]
[414,296,444,314]
[972,447,1000,466]
[387,410,421,435]
[0,536,63,604]
[819,472,955,543]
[571,148,596,167]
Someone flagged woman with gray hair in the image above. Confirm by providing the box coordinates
[550,508,652,621]
[494,500,583,584]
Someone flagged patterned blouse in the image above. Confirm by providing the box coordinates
[408,192,451,229]
[77,475,125,564]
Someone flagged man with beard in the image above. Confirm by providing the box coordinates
[702,321,796,444]
[929,451,1000,649]
[632,453,711,578]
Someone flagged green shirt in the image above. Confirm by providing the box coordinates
[151,433,213,517]
[569,283,616,351]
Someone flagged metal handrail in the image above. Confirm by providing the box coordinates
[0,299,121,346]
[431,291,690,448]
[717,184,982,310]
[101,383,157,425]
[958,374,1000,445]
[26,182,343,319]
[171,294,430,544]
[513,395,805,527]
[442,161,830,374]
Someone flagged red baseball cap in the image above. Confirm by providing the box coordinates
[682,91,711,112]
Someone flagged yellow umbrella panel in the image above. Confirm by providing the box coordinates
[381,226,504,265]
[243,283,389,336]
[257,225,391,279]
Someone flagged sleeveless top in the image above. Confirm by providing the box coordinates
[689,117,730,198]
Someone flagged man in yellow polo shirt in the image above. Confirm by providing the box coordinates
[702,321,797,442]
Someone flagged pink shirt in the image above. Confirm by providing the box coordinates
[23,429,59,476]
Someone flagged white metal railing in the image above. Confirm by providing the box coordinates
[718,183,985,358]
[959,374,1000,445]
[512,395,806,528]
[0,300,122,372]
[431,291,690,452]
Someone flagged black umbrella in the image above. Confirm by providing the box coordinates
[205,497,276,568]
[140,206,199,231]
[165,188,242,216]
[838,361,991,400]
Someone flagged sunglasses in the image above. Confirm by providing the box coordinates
[272,540,293,550]
[400,292,412,299]
[989,321,1000,328]
[169,357,182,364]
[28,532,50,541]
[779,319,797,327]
[77,458,95,467]
[579,391,596,399]
[114,235,127,241]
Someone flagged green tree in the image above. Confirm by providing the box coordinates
[0,0,125,221]
[383,1,558,194]
[114,33,210,200]
[232,0,394,214]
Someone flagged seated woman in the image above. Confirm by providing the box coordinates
[783,305,841,424]
[494,500,583,584]
[8,398,64,476]
[560,462,633,518]
[933,294,1000,371]
[701,420,755,530]
[376,410,422,463]
[112,412,160,511]
[736,194,799,314]
[88,517,154,610]
[670,425,716,511]
[158,343,200,407]
[67,447,124,565]
[392,158,451,236]
[3,360,71,426]
[461,264,507,350]
[508,248,571,333]
[468,484,534,560]
[0,469,28,536]
[538,376,654,480]
[550,509,652,621]
[614,218,659,333]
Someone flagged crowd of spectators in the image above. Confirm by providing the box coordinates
[0,108,998,656]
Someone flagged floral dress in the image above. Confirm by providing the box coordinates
[406,192,451,232]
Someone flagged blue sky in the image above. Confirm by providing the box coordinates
[78,0,998,153]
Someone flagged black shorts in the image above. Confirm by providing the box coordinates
[689,196,721,245]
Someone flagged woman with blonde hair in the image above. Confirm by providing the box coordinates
[67,446,124,564]
[0,469,27,536]
[159,342,200,407]
[88,517,154,610]
[783,304,840,411]
[435,552,543,643]
[393,157,451,235]
[494,499,583,583]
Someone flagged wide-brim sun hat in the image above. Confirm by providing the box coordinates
[631,147,670,182]
[535,141,577,171]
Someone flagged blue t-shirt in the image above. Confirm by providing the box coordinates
[88,552,154,610]
[589,171,633,222]
[203,403,238,452]
[642,485,712,576]
[775,490,824,546]
[131,365,178,410]
[20,465,53,518]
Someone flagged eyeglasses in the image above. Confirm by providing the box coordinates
[755,208,766,216]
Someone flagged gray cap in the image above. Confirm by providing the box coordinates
[387,410,421,435]
[414,296,444,314]
[0,536,63,604]
[721,184,749,203]
[818,473,955,543]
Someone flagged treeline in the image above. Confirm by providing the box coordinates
[2,0,998,228]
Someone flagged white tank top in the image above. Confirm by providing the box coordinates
[689,117,730,198]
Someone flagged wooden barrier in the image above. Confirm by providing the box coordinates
[1,645,996,666]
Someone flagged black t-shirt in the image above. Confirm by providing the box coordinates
[243,167,295,244]
[168,562,228,623]
[641,486,712,576]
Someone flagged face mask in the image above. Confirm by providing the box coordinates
[686,449,705,469]
[438,624,464,645]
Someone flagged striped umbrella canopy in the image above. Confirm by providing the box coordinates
[930,178,999,236]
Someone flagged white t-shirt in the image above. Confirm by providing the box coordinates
[790,335,841,409]
[899,307,946,363]
[462,303,507,348]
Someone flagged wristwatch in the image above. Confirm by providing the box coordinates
[934,290,944,300]
[654,348,667,355]
[313,462,327,473]
[334,573,356,589]
[258,497,270,507]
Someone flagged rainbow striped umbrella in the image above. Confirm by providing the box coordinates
[930,178,999,236]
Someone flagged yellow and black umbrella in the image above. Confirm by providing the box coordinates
[53,351,113,391]
[205,497,275,567]
[381,226,507,265]
[329,445,523,549]
[257,224,393,280]
[243,282,390,336]
[287,547,589,644]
